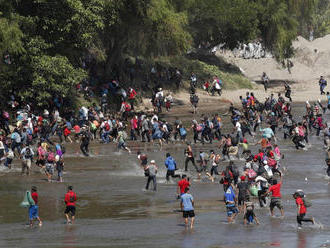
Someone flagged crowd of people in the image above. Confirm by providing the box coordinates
[1,72,329,229]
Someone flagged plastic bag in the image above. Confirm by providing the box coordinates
[20,191,35,208]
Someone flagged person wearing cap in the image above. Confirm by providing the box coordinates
[29,186,42,227]
[165,153,180,182]
[293,190,314,227]
[145,160,158,191]
[20,145,34,175]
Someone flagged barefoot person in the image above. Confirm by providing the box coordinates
[180,187,195,228]
[64,186,77,224]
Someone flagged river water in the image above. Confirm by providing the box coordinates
[1,104,330,248]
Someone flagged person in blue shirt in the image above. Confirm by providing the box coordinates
[165,153,180,182]
[180,187,195,228]
[224,185,238,223]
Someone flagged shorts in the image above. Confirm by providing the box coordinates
[65,205,76,216]
[183,210,195,218]
[270,197,283,210]
[226,204,238,217]
[46,164,54,175]
[238,196,249,206]
[29,205,39,220]
[22,159,32,169]
[58,170,63,177]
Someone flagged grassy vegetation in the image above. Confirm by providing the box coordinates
[154,54,253,90]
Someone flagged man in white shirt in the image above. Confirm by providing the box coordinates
[235,120,243,142]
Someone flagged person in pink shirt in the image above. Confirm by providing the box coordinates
[316,114,324,136]
[36,142,47,168]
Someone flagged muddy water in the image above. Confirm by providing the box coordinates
[1,104,330,248]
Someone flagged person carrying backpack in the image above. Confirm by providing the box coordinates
[190,94,199,114]
[64,186,77,224]
[293,190,315,228]
[21,145,34,175]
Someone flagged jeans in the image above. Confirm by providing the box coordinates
[101,131,110,143]
[80,143,89,156]
[11,141,21,154]
[146,175,157,190]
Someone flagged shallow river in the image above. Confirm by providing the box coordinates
[1,104,330,248]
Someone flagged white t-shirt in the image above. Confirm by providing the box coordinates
[235,122,242,132]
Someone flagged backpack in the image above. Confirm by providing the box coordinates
[125,103,131,112]
[105,122,110,131]
[193,95,199,103]
[196,125,203,132]
[207,120,214,129]
[47,152,55,162]
[61,145,66,154]
[122,131,128,140]
[303,197,312,208]
[166,123,173,132]
[25,148,32,158]
[179,127,187,136]
[91,123,97,131]
[69,192,76,203]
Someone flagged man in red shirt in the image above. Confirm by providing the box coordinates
[64,186,77,224]
[293,190,314,227]
[29,186,43,227]
[266,175,284,217]
[177,175,190,198]
[128,87,137,110]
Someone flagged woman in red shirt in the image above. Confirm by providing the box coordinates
[293,191,314,227]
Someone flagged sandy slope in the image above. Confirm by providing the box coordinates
[140,35,330,109]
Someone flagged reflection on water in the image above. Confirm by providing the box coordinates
[63,224,78,248]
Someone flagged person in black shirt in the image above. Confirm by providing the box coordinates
[80,128,90,156]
